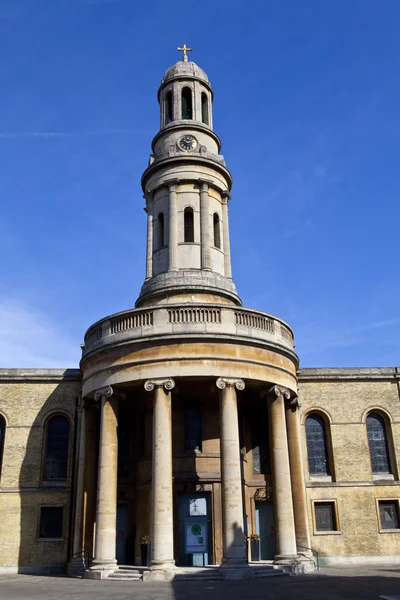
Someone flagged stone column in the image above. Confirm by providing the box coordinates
[221,192,232,279]
[72,398,86,556]
[168,181,178,271]
[89,386,119,576]
[143,378,176,581]
[268,385,297,562]
[145,192,153,280]
[286,397,315,568]
[199,179,211,270]
[216,377,248,574]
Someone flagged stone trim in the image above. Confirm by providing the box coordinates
[298,367,399,381]
[0,368,81,382]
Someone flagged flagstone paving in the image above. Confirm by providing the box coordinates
[1,566,400,600]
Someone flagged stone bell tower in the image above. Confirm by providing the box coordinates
[137,44,239,307]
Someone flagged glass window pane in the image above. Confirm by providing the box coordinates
[367,413,391,474]
[0,416,5,478]
[379,501,399,529]
[315,502,337,531]
[185,409,202,451]
[39,506,64,538]
[44,416,70,481]
[305,414,330,476]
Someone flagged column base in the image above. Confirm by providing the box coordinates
[85,559,117,580]
[142,560,176,582]
[220,559,252,580]
[294,552,317,574]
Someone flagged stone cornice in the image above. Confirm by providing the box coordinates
[0,368,81,383]
[298,367,399,382]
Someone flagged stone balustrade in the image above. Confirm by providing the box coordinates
[82,305,294,358]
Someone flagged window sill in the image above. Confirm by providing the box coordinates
[379,529,400,534]
[313,530,342,536]
[309,475,333,483]
[373,474,394,481]
[41,481,68,488]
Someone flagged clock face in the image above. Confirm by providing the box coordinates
[178,134,198,152]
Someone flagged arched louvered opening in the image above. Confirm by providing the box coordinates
[181,87,193,120]
[366,412,392,474]
[305,413,331,476]
[43,415,70,482]
[201,92,209,125]
[165,91,173,125]
[213,213,221,248]
[184,207,194,242]
[0,415,5,480]
[157,212,165,249]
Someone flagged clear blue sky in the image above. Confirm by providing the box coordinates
[0,0,399,368]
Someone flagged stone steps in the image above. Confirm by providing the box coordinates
[104,564,289,582]
[107,566,144,581]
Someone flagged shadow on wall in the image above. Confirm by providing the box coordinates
[17,370,80,574]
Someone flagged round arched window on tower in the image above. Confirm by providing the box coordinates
[181,87,193,120]
[201,92,209,125]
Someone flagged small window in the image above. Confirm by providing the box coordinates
[367,413,392,475]
[157,212,165,248]
[165,91,173,124]
[379,500,400,530]
[213,213,221,248]
[43,415,70,482]
[39,506,64,539]
[201,92,209,125]
[314,501,338,532]
[185,409,202,452]
[118,419,130,479]
[184,207,194,242]
[0,415,5,479]
[252,410,271,475]
[305,413,330,476]
[182,87,193,120]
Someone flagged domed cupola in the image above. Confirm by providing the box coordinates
[137,46,240,308]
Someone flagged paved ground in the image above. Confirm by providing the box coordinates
[1,567,400,600]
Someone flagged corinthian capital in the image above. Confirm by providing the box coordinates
[144,378,175,393]
[216,377,245,391]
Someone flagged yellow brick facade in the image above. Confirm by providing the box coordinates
[1,366,400,573]
[0,370,80,573]
[299,367,400,565]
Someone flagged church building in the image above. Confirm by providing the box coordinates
[0,48,399,581]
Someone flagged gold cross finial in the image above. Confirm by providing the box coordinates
[177,43,192,62]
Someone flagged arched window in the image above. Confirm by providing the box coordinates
[366,412,392,474]
[213,213,221,248]
[184,207,194,242]
[43,415,70,482]
[201,92,209,125]
[305,413,330,476]
[157,212,165,248]
[0,415,5,479]
[181,87,193,120]
[165,91,173,124]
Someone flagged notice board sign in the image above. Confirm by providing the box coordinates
[185,522,207,553]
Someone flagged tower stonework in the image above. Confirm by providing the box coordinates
[79,53,314,581]
[138,58,238,307]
